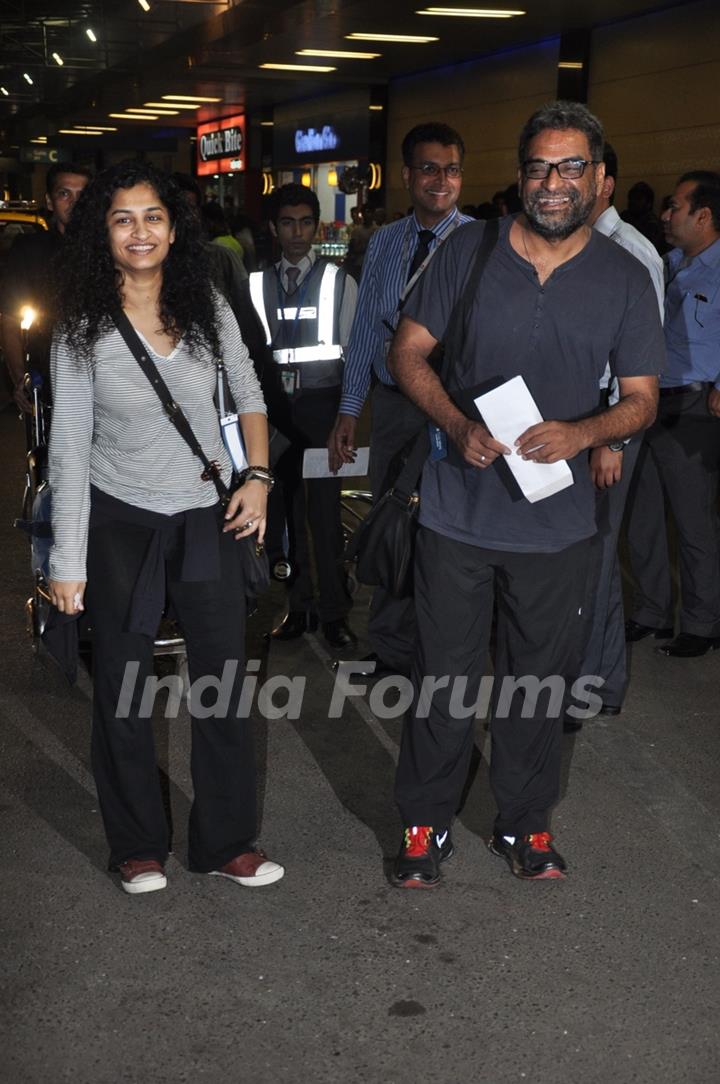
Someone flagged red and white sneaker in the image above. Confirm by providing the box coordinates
[209,849,284,887]
[489,831,567,880]
[119,859,167,895]
[391,825,454,889]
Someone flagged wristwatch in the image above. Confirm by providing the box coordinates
[607,441,625,453]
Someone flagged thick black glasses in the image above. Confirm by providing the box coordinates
[410,163,463,180]
[522,158,599,180]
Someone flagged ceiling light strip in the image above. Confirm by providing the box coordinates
[346,32,438,42]
[416,6,525,14]
[161,94,221,102]
[260,63,336,72]
[295,49,381,59]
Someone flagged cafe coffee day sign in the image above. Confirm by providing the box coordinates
[196,114,246,176]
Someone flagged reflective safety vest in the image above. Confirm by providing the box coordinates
[249,261,344,390]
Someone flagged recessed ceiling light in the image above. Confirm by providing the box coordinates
[260,121,274,127]
[0,87,9,97]
[23,72,34,85]
[58,129,102,135]
[144,101,198,110]
[75,125,118,131]
[137,0,151,10]
[416,6,525,16]
[259,63,336,72]
[295,49,381,60]
[558,60,583,69]
[86,28,97,42]
[30,137,48,144]
[346,32,438,43]
[127,107,178,115]
[52,52,64,66]
[108,113,158,120]
[369,104,384,111]
[161,94,222,102]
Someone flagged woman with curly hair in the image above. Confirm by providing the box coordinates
[48,159,284,894]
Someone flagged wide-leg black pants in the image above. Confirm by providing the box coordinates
[86,502,256,873]
[395,527,591,836]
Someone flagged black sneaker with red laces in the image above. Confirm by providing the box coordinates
[488,831,567,880]
[391,825,454,889]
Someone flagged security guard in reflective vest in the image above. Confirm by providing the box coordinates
[249,183,358,648]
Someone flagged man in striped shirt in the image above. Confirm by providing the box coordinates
[327,122,473,676]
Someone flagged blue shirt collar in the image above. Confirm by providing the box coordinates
[411,206,459,238]
[669,235,720,271]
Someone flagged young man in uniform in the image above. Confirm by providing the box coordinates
[249,183,358,648]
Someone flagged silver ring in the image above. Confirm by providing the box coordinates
[243,519,254,529]
[480,455,486,462]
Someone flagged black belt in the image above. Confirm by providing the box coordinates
[659,381,707,397]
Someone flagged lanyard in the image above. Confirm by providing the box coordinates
[393,211,463,320]
[274,260,318,347]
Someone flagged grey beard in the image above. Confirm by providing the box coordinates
[523,187,595,240]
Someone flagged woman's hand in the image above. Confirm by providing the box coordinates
[222,480,268,543]
[49,580,86,614]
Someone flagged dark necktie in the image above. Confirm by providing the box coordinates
[285,265,300,295]
[407,229,435,281]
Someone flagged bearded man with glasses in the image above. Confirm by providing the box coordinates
[386,101,664,888]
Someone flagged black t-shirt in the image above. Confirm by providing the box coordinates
[403,216,665,553]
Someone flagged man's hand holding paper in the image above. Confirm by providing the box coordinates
[447,416,510,469]
[515,418,589,463]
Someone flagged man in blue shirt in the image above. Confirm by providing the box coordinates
[327,123,473,676]
[625,170,720,657]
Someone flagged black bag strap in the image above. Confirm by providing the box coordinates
[392,217,500,499]
[112,308,231,504]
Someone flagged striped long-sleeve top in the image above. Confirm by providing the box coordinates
[48,296,266,581]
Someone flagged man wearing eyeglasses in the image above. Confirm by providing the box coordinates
[625,170,720,657]
[327,122,473,679]
[386,102,663,887]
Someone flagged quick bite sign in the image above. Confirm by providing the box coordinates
[196,114,246,176]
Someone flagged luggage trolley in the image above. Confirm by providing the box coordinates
[13,309,186,673]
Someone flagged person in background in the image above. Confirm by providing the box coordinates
[328,122,473,678]
[625,170,720,657]
[563,141,664,731]
[48,160,283,895]
[247,182,358,649]
[202,201,247,275]
[621,181,668,255]
[172,172,249,327]
[0,163,91,411]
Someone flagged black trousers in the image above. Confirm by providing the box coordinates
[86,506,256,872]
[625,388,720,636]
[268,388,350,622]
[367,383,425,670]
[395,527,591,836]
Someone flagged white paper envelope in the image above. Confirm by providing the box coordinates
[473,376,574,503]
[302,446,370,479]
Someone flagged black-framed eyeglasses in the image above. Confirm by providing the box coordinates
[522,158,600,180]
[410,163,463,180]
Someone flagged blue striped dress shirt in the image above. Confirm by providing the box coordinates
[339,207,474,416]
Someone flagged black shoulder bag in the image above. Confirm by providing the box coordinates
[112,309,269,597]
[346,218,499,598]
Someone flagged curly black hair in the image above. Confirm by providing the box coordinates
[56,159,220,362]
